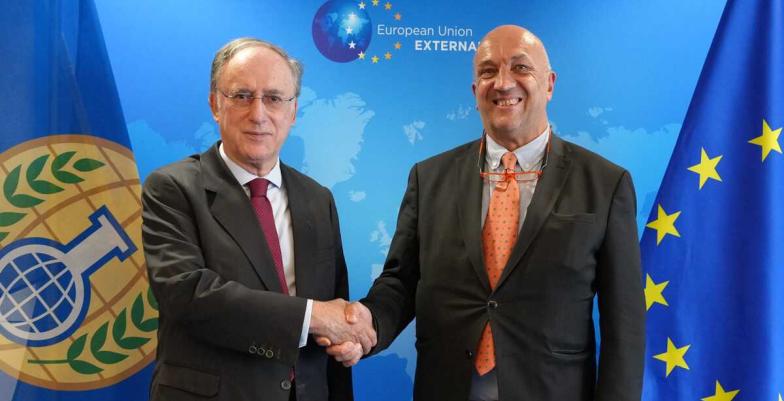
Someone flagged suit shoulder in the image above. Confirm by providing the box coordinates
[281,163,332,197]
[143,153,202,190]
[416,140,476,170]
[560,138,627,177]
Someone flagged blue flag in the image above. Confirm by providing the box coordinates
[0,1,155,400]
[641,0,784,400]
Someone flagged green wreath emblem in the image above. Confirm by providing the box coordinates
[0,151,105,242]
[28,289,159,374]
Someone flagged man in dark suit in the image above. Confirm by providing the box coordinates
[142,38,373,401]
[331,25,645,400]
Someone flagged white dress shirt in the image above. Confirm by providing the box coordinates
[219,144,312,348]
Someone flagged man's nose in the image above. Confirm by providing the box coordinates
[493,68,515,91]
[247,97,269,123]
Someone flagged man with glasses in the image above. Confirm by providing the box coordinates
[329,25,645,400]
[142,38,372,401]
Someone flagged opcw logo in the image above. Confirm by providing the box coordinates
[0,135,156,390]
[312,0,479,64]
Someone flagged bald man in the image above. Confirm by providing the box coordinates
[334,25,645,400]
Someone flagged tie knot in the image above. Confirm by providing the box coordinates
[248,178,270,198]
[501,152,517,171]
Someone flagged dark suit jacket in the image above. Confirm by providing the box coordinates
[362,135,645,401]
[142,143,352,401]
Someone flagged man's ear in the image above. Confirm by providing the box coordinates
[291,98,298,124]
[209,92,220,122]
[546,71,557,101]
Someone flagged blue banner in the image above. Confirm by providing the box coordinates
[0,1,154,400]
[641,0,784,400]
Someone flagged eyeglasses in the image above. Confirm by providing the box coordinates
[217,89,295,111]
[477,130,551,183]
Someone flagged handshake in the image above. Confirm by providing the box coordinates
[309,299,376,367]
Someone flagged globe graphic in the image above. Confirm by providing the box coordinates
[0,135,156,390]
[312,0,372,62]
[0,251,77,341]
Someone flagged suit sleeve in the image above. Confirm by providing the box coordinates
[595,171,645,401]
[142,169,307,365]
[326,191,354,401]
[361,165,420,352]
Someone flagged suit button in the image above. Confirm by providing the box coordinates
[280,380,292,390]
[465,350,473,359]
[265,349,274,358]
[487,300,498,309]
[248,345,257,354]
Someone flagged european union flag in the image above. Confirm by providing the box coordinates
[0,1,155,400]
[641,0,784,400]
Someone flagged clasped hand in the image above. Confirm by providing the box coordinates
[309,299,375,367]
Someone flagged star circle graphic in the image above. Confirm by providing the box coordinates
[312,0,372,62]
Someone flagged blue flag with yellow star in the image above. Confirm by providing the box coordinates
[641,0,784,400]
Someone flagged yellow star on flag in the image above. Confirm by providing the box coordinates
[394,12,402,20]
[371,55,379,63]
[357,51,366,60]
[701,380,739,401]
[372,0,379,5]
[748,119,782,161]
[385,1,392,10]
[653,337,690,377]
[687,147,723,189]
[644,274,669,311]
[646,204,681,245]
[384,51,392,60]
[394,41,402,50]
[778,393,782,401]
[358,1,366,9]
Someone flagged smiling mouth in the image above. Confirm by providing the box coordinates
[493,98,522,107]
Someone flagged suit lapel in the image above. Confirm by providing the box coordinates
[455,140,491,292]
[496,135,572,289]
[281,165,318,299]
[202,144,283,293]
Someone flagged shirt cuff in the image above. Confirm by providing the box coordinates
[299,299,313,348]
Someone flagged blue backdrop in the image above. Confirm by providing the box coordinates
[1,1,730,400]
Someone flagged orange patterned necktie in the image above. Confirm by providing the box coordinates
[475,151,520,376]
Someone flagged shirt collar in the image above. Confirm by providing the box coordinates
[484,126,549,171]
[219,142,282,189]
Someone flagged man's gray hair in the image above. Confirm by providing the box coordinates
[210,37,303,97]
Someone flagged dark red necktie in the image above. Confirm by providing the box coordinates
[248,178,288,295]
